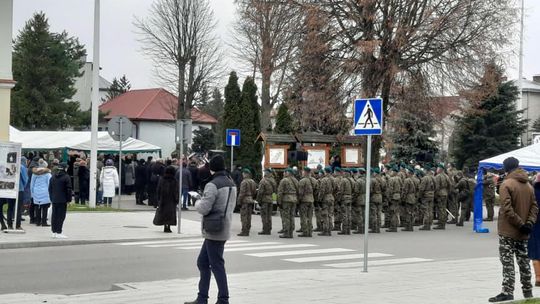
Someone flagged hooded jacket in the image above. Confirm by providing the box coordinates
[30,167,52,204]
[100,166,119,198]
[49,169,73,204]
[498,168,539,240]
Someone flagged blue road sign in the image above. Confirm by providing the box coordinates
[226,129,241,146]
[354,98,383,135]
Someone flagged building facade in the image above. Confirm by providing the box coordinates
[69,58,111,111]
[519,77,540,145]
[0,0,14,141]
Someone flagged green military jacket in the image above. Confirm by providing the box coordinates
[238,178,258,204]
[435,172,451,196]
[388,176,402,201]
[298,176,315,204]
[278,176,298,204]
[419,175,435,199]
[257,176,277,204]
[319,175,335,203]
[371,175,384,204]
[402,177,416,205]
[340,175,354,203]
[355,176,366,206]
[483,176,495,200]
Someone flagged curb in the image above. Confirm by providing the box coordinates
[0,235,200,250]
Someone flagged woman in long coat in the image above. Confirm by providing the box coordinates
[100,159,119,206]
[529,173,540,286]
[154,166,179,233]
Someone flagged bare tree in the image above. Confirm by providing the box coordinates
[233,0,304,131]
[134,0,222,124]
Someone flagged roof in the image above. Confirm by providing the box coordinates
[99,88,218,124]
[99,76,112,90]
[479,143,540,172]
[256,133,297,143]
[515,79,540,93]
[295,133,338,144]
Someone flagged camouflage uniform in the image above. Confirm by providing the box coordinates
[456,175,471,226]
[401,175,417,231]
[447,169,459,223]
[387,174,402,231]
[318,173,335,236]
[277,175,299,238]
[298,175,315,237]
[434,171,451,229]
[369,175,384,233]
[333,174,343,231]
[484,175,496,221]
[237,177,258,235]
[313,174,323,231]
[381,173,391,228]
[411,173,421,225]
[256,175,277,234]
[418,173,435,230]
[352,174,366,233]
[339,172,354,234]
[499,236,533,296]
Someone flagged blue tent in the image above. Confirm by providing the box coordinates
[474,143,540,233]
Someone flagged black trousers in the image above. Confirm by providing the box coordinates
[135,186,146,203]
[51,203,67,234]
[103,197,113,205]
[7,193,23,228]
[35,203,51,225]
[29,200,36,222]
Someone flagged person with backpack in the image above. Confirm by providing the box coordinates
[48,162,72,239]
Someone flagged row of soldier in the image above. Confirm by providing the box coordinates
[235,163,495,238]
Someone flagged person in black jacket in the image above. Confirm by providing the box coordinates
[78,160,90,205]
[135,159,147,205]
[48,163,72,239]
[154,166,179,233]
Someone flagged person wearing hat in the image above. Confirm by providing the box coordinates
[256,168,277,235]
[352,168,366,234]
[317,167,336,236]
[185,155,237,304]
[368,168,384,233]
[48,162,72,238]
[433,164,452,230]
[237,168,257,236]
[100,159,119,207]
[418,166,436,230]
[455,170,471,227]
[332,167,344,232]
[484,171,496,221]
[30,159,52,227]
[386,166,402,232]
[401,167,417,232]
[297,167,317,237]
[489,157,538,302]
[337,168,354,235]
[277,168,299,238]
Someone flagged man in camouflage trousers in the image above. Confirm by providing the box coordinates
[434,164,451,230]
[298,167,316,237]
[237,169,258,236]
[446,164,459,224]
[386,167,402,232]
[318,167,335,236]
[489,157,538,302]
[256,168,277,235]
[484,172,496,221]
[338,169,354,235]
[313,170,324,232]
[277,168,299,239]
[353,168,367,234]
[332,168,343,231]
[369,168,384,233]
[401,167,417,232]
[455,171,471,227]
[418,168,435,231]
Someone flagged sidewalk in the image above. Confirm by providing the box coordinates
[0,211,201,249]
[0,257,533,304]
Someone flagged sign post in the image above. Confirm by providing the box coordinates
[176,119,192,234]
[108,115,133,210]
[353,98,383,273]
[0,141,23,233]
[226,129,241,172]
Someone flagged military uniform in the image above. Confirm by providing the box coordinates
[434,170,451,229]
[447,169,459,223]
[318,171,335,236]
[411,173,422,225]
[277,173,299,238]
[369,173,384,233]
[333,171,343,231]
[352,172,366,233]
[339,171,354,235]
[401,174,417,231]
[313,172,323,232]
[418,172,435,230]
[456,174,471,226]
[387,173,402,232]
[256,172,277,234]
[484,174,496,221]
[237,176,258,236]
[298,172,316,237]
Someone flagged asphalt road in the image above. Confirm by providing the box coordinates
[0,211,501,296]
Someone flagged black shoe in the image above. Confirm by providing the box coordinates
[447,220,457,224]
[42,223,51,227]
[298,233,311,237]
[36,222,42,226]
[337,231,351,235]
[433,225,445,230]
[237,232,249,237]
[488,293,513,302]
[401,228,414,232]
[258,231,270,235]
[456,222,464,227]
[277,229,284,234]
[181,207,189,211]
[369,229,380,233]
[296,229,303,233]
[184,300,203,304]
[386,228,398,232]
[318,232,331,236]
[419,226,431,231]
[524,290,533,299]
[279,235,293,238]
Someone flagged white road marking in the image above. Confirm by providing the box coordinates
[283,253,393,263]
[246,248,355,257]
[116,239,202,246]
[175,242,286,250]
[323,257,433,268]
[145,240,248,248]
[224,244,317,252]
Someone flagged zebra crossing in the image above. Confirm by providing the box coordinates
[115,238,433,268]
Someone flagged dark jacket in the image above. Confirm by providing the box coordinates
[498,169,539,240]
[154,172,179,226]
[528,182,540,259]
[48,170,73,204]
[78,165,90,191]
[197,164,211,191]
[175,167,193,189]
[135,164,147,187]
[188,164,199,191]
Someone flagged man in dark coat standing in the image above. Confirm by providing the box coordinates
[49,163,72,239]
[135,159,147,205]
[489,157,539,302]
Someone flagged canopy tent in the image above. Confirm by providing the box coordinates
[8,126,161,154]
[473,143,540,233]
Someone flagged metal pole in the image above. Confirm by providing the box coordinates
[88,0,100,209]
[518,0,525,143]
[230,145,234,173]
[118,118,123,209]
[177,120,184,234]
[363,135,372,273]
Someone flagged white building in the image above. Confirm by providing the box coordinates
[0,0,14,141]
[518,76,540,144]
[68,57,111,111]
[99,88,218,157]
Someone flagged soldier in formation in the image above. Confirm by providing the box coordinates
[256,168,277,235]
[277,168,299,238]
[237,169,257,236]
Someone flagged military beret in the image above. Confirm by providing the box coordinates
[372,167,380,174]
[285,168,294,173]
[415,169,424,177]
[350,168,358,173]
[406,166,414,173]
[264,168,273,173]
[303,166,311,172]
[437,163,445,169]
[334,167,342,172]
[324,166,332,173]
[384,164,391,169]
[242,168,252,174]
[391,166,399,172]
[358,168,366,173]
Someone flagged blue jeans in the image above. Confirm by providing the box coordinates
[182,186,189,208]
[197,239,229,304]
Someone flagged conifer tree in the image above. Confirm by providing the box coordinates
[452,64,527,169]
[274,103,294,134]
[223,72,242,141]
[236,77,262,176]
[104,75,131,101]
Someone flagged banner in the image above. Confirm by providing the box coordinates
[0,141,22,199]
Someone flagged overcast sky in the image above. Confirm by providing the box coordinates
[12,0,540,91]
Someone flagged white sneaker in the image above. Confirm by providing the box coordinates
[52,233,57,238]
[56,234,68,239]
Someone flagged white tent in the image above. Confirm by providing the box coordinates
[479,143,540,171]
[9,126,161,154]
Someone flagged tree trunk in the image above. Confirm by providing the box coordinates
[260,69,272,132]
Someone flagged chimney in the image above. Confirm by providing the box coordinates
[533,75,540,83]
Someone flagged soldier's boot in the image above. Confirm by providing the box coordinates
[277,229,285,234]
[298,233,311,237]
[296,229,303,233]
[483,218,494,222]
[237,232,249,237]
[313,227,322,232]
[419,225,431,231]
[338,229,351,235]
[401,225,414,232]
[447,219,457,224]
[318,231,331,236]
[369,228,380,233]
[258,231,271,235]
[279,234,293,239]
[433,224,445,230]
[386,227,398,232]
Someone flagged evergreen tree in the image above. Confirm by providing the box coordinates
[104,75,131,101]
[274,103,293,134]
[236,77,262,176]
[390,72,438,161]
[192,127,215,153]
[195,86,225,147]
[11,12,86,130]
[452,64,527,169]
[223,71,242,146]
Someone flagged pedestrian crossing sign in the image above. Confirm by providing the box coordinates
[354,98,383,135]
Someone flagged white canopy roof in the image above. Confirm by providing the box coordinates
[9,126,161,153]
[479,143,540,171]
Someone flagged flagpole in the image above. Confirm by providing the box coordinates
[89,0,100,208]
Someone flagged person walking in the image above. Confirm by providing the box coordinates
[30,160,52,226]
[529,173,540,287]
[237,168,257,237]
[154,166,179,233]
[100,159,119,207]
[185,155,236,304]
[135,159,147,205]
[256,168,277,235]
[489,157,538,302]
[49,162,72,239]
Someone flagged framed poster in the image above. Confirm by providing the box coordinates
[0,141,22,199]
[342,146,362,167]
[265,145,289,169]
[304,145,329,169]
